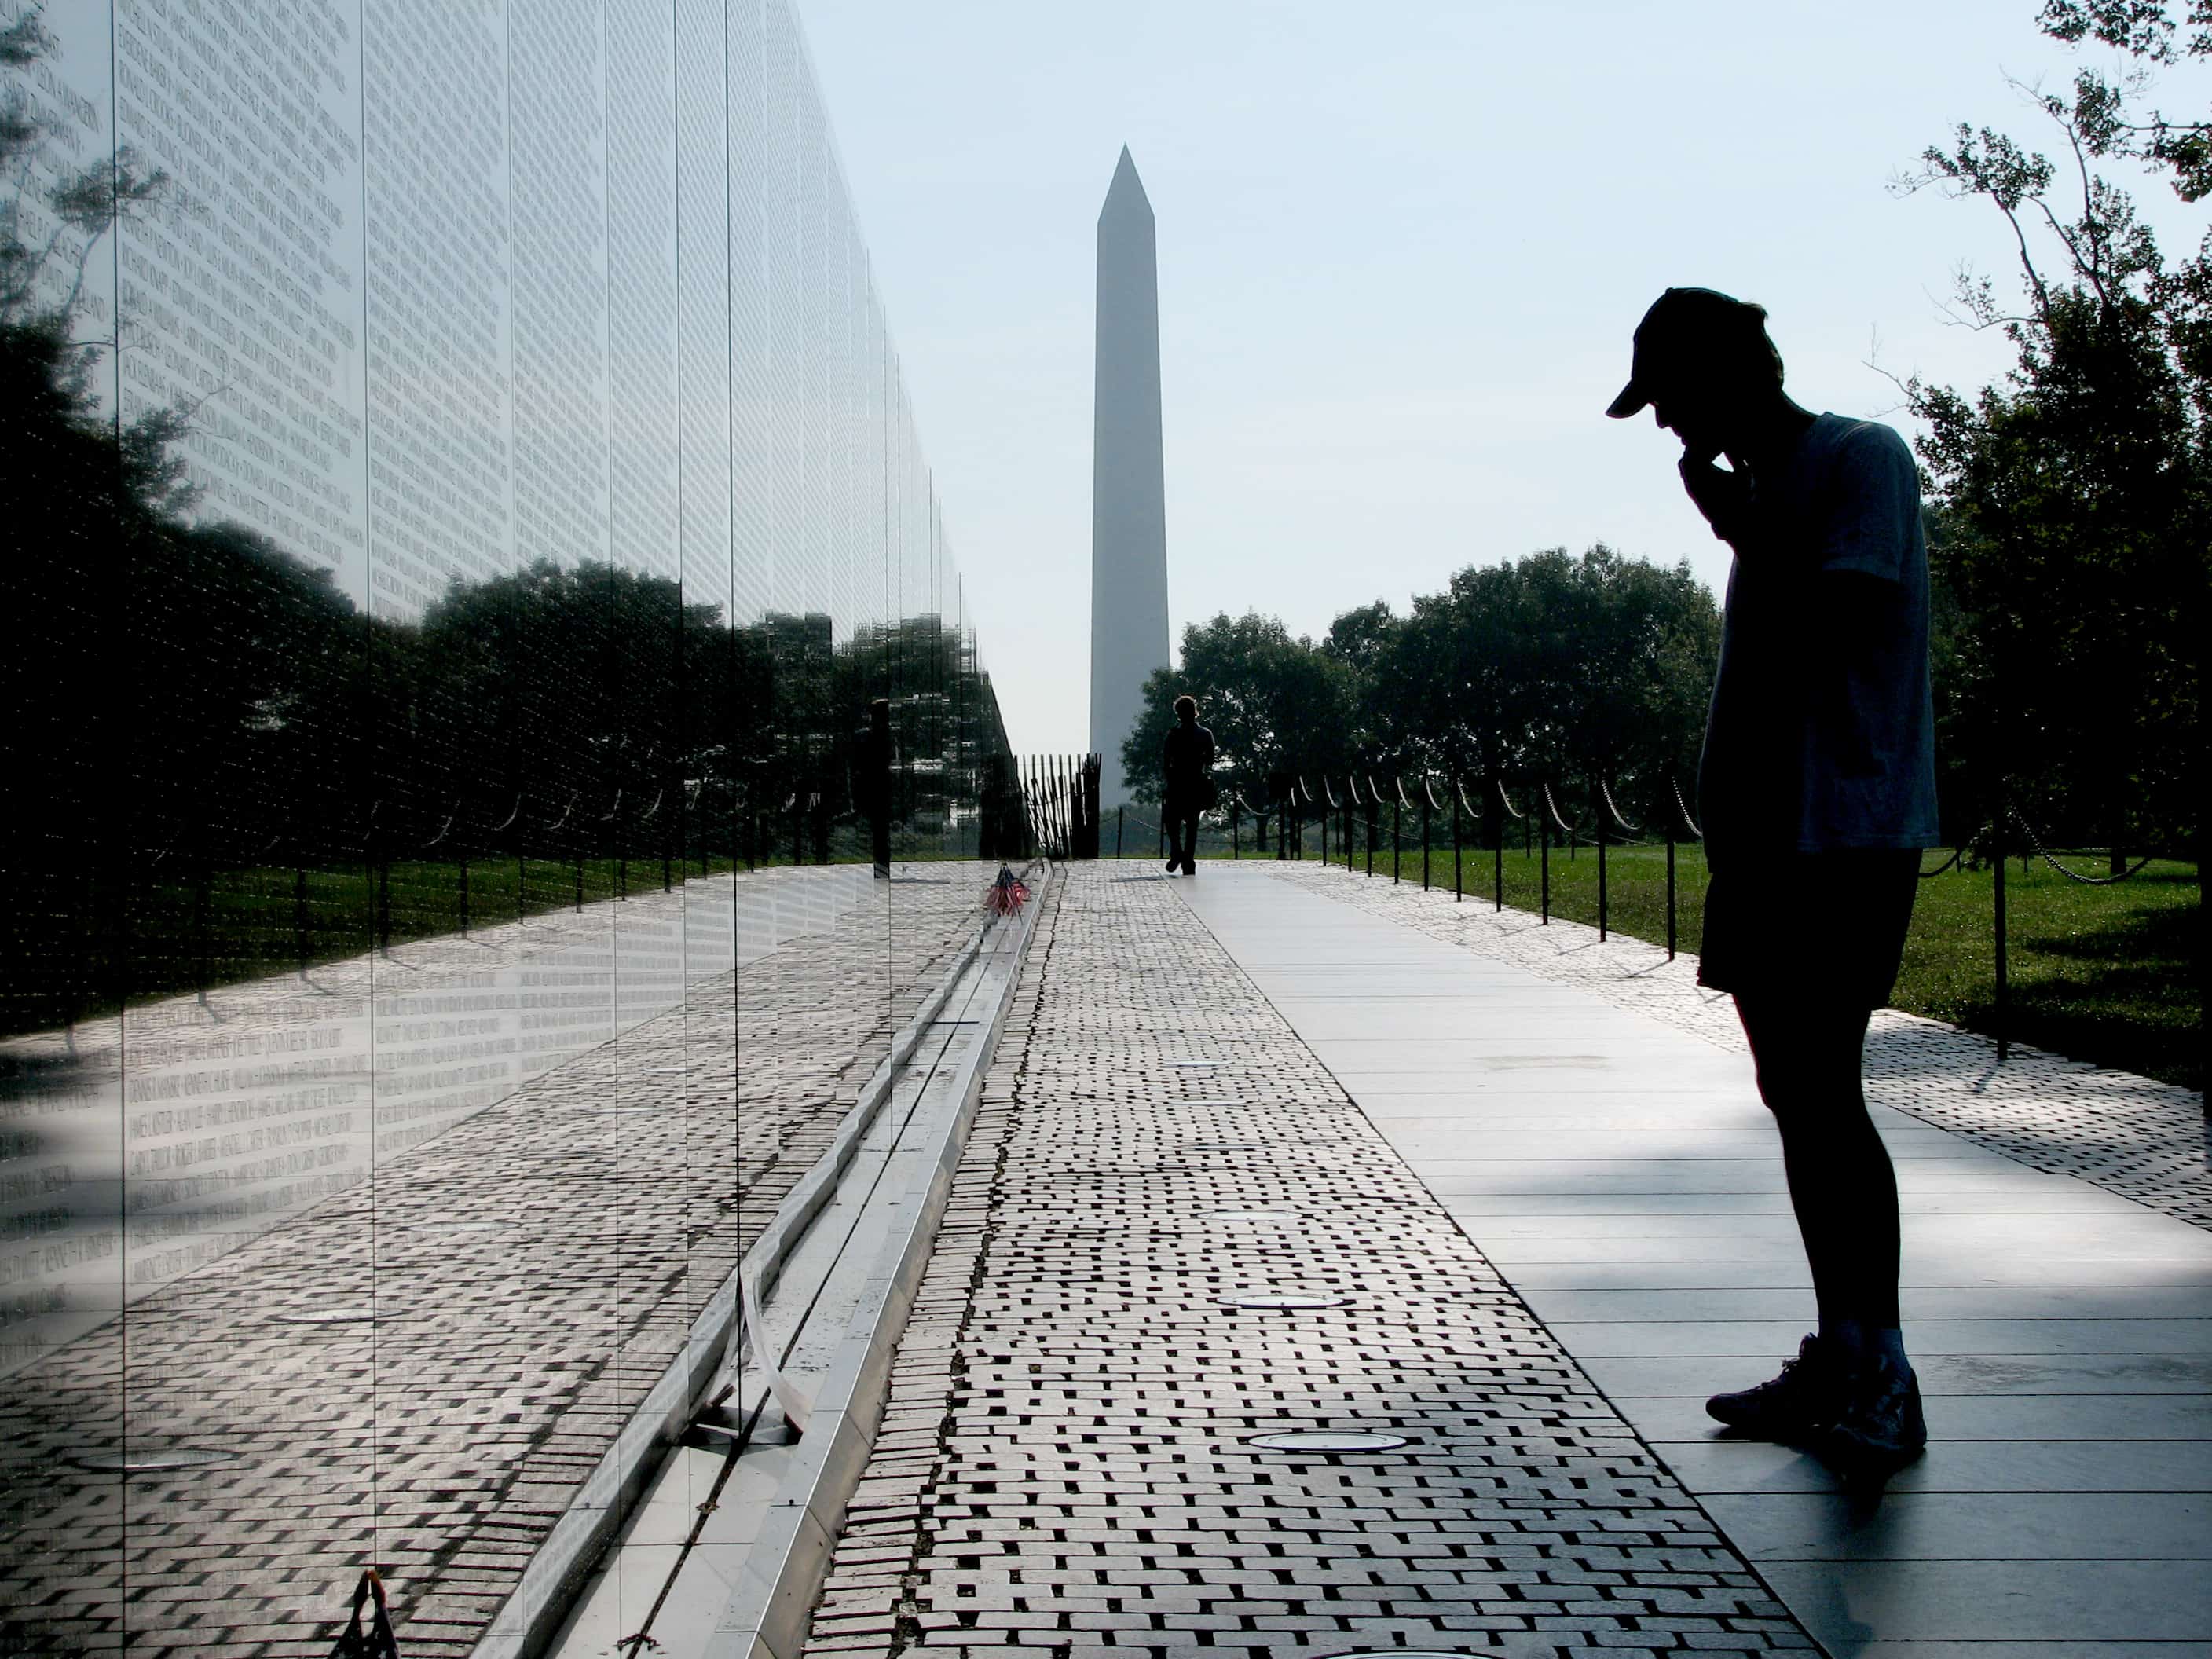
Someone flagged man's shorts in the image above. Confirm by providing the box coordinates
[1696,848,1922,1009]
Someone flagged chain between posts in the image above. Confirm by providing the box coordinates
[1917,837,1978,880]
[1670,778,1702,840]
[1541,782,1579,838]
[2006,799,2156,886]
[1291,761,2196,1084]
[1600,778,1644,837]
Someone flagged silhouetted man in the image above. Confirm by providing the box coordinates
[1608,287,1939,1478]
[1160,695,1215,876]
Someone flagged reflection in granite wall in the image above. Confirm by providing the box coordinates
[0,1,1018,1650]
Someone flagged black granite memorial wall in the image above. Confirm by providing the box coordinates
[0,1,1010,1646]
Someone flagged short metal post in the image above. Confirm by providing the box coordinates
[1494,804,1503,914]
[1392,800,1401,885]
[1452,786,1462,901]
[1421,800,1430,891]
[1540,813,1550,925]
[1116,804,1124,859]
[574,853,584,912]
[194,866,212,996]
[1993,805,2009,1061]
[1232,804,1240,859]
[459,852,471,938]
[295,864,311,978]
[1597,802,1608,942]
[871,698,892,879]
[1365,804,1374,877]
[1664,823,1677,961]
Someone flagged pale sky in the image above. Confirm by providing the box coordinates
[799,1,2207,759]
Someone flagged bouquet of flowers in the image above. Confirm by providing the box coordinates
[983,865,1031,918]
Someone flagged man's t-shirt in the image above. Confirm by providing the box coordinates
[1697,412,1939,866]
[1162,721,1217,805]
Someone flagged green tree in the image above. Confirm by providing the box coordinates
[1364,547,1719,815]
[1119,613,1357,811]
[1112,550,1719,833]
[1890,0,2207,869]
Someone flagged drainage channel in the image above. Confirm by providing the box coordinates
[537,870,1044,1659]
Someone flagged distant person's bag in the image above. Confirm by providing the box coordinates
[331,1569,399,1659]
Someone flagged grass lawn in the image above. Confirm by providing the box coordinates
[1122,833,2203,1093]
[1,833,991,1040]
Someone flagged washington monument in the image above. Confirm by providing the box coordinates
[1090,147,1170,807]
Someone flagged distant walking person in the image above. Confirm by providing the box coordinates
[1161,696,1216,876]
[1607,287,1939,1478]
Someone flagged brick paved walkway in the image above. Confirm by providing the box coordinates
[796,866,1816,1657]
[1262,859,2209,1229]
[0,865,994,1658]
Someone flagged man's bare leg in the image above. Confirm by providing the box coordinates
[1711,992,1923,1474]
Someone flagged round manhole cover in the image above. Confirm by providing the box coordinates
[1247,1430,1408,1453]
[271,1309,376,1325]
[68,1448,239,1473]
[1221,1292,1350,1310]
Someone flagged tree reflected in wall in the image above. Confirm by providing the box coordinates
[0,312,1013,1035]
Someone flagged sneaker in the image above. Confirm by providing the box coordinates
[1705,1334,1848,1440]
[1823,1355,1927,1478]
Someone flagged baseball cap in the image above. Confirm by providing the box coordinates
[1605,287,1777,419]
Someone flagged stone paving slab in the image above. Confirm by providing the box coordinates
[1258,859,2207,1229]
[0,865,996,1658]
[1179,862,2211,1657]
[794,866,1818,1657]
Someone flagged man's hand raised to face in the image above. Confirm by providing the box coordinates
[1678,446,1754,547]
